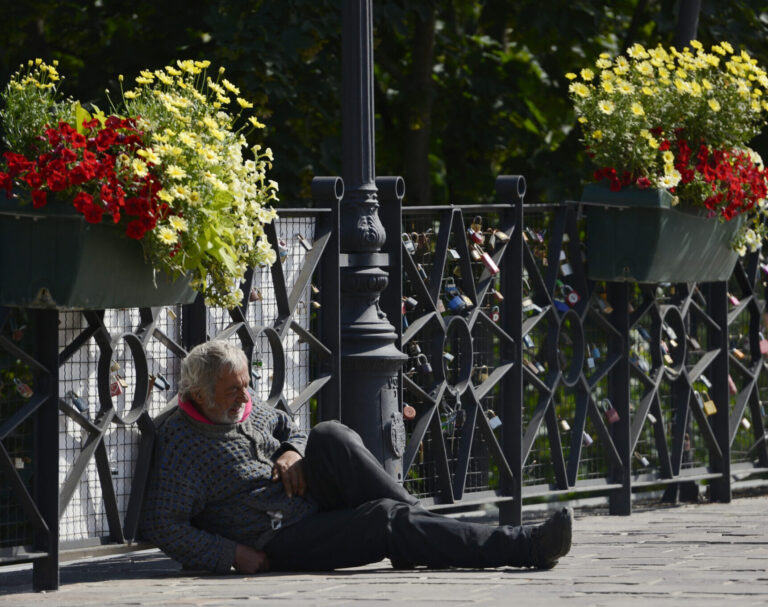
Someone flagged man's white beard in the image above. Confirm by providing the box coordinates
[204,401,245,424]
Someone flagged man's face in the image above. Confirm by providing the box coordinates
[201,365,250,424]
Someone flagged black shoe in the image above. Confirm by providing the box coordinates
[529,507,573,569]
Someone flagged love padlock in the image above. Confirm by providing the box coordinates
[152,373,171,391]
[444,277,460,298]
[470,246,482,261]
[402,233,415,254]
[760,332,768,355]
[471,215,483,233]
[479,248,500,275]
[490,305,500,323]
[110,373,123,397]
[523,334,534,349]
[467,225,484,245]
[13,378,33,399]
[403,296,418,310]
[601,398,619,424]
[582,431,593,447]
[563,285,580,307]
[416,354,432,374]
[416,263,428,280]
[460,294,474,309]
[476,365,489,382]
[403,403,417,421]
[492,229,509,243]
[408,342,422,356]
[447,248,461,261]
[296,233,312,251]
[559,419,571,432]
[487,409,502,430]
[66,390,88,413]
[634,452,650,467]
[491,288,504,302]
[446,295,466,313]
[278,239,289,262]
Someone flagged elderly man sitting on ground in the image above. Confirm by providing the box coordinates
[142,340,573,573]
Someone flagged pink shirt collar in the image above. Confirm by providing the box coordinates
[178,395,253,425]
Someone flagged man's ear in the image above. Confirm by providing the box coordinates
[191,389,205,405]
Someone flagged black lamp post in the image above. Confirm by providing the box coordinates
[339,0,407,479]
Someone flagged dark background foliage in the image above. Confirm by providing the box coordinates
[2,0,768,205]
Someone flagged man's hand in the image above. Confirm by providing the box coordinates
[234,544,270,574]
[272,449,306,498]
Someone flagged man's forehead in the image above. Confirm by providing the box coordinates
[217,366,249,382]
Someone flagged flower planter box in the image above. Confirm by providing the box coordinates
[583,183,742,283]
[0,196,196,309]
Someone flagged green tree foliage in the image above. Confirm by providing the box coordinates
[2,1,768,205]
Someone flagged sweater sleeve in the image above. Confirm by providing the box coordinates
[141,448,237,573]
[272,408,308,458]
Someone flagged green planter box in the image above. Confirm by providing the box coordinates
[583,183,742,283]
[0,195,196,309]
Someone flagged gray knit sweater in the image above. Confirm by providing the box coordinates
[141,403,318,573]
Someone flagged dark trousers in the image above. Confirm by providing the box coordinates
[263,421,532,570]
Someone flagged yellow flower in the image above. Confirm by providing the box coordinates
[721,41,734,54]
[222,78,240,94]
[601,80,615,93]
[641,86,653,96]
[580,68,595,81]
[591,130,603,140]
[708,98,721,112]
[647,136,659,149]
[565,72,577,80]
[166,165,187,180]
[137,148,161,164]
[188,190,203,206]
[157,227,178,245]
[662,151,674,164]
[617,80,634,94]
[691,40,703,50]
[236,97,253,109]
[132,158,148,177]
[577,116,588,124]
[598,100,615,114]
[179,132,196,147]
[158,189,175,203]
[627,43,648,59]
[636,61,654,77]
[124,90,138,99]
[631,102,644,116]
[248,116,266,129]
[595,58,612,69]
[169,216,189,232]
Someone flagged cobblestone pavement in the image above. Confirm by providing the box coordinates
[1,494,766,606]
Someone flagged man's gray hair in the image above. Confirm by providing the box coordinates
[179,340,249,404]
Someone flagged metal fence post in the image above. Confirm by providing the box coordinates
[314,177,343,423]
[607,283,632,515]
[497,176,525,526]
[707,281,732,502]
[339,0,407,478]
[32,309,59,590]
